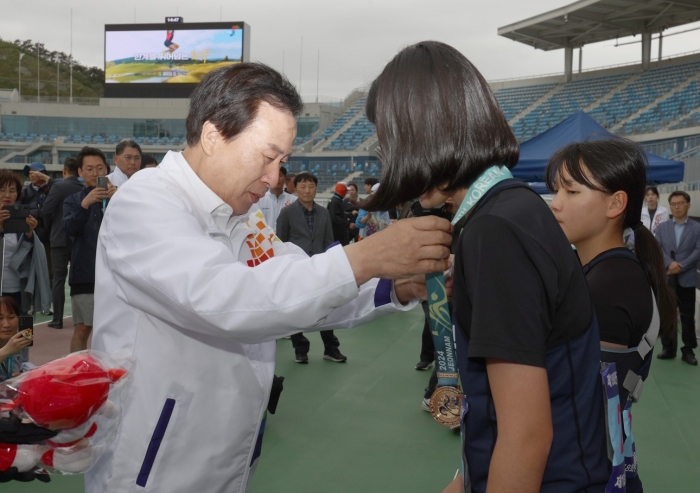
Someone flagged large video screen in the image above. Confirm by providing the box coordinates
[104,22,249,98]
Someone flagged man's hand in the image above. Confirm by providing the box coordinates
[394,274,453,305]
[349,223,356,230]
[668,261,683,276]
[344,216,452,286]
[28,171,50,185]
[81,187,111,209]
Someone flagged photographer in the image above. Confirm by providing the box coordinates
[63,148,116,353]
[0,170,51,314]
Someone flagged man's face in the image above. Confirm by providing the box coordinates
[364,183,372,194]
[196,102,296,215]
[296,180,317,205]
[286,175,296,194]
[114,146,142,178]
[347,185,358,201]
[669,195,690,220]
[78,156,108,188]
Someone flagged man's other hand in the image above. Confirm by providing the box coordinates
[344,216,452,286]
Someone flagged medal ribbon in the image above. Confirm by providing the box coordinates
[427,166,513,388]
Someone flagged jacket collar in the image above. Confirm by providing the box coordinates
[168,151,232,217]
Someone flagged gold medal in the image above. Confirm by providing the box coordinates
[429,386,462,428]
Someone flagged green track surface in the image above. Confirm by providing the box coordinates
[10,306,700,492]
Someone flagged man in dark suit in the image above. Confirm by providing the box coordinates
[655,191,700,365]
[41,157,84,329]
[276,172,346,363]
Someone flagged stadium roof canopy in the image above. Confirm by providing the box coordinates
[498,0,700,51]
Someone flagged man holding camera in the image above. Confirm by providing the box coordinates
[63,147,116,353]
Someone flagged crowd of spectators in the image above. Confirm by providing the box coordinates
[0,139,145,381]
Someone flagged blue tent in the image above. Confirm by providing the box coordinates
[513,111,684,183]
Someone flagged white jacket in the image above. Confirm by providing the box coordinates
[641,205,669,235]
[86,151,414,493]
[106,166,128,188]
[256,190,296,231]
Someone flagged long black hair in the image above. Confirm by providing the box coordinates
[364,41,519,211]
[545,139,676,338]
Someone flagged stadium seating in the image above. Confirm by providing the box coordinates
[587,61,700,133]
[494,83,558,121]
[509,73,630,141]
[318,98,367,143]
[324,115,376,151]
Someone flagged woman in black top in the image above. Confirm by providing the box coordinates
[365,41,609,493]
[546,139,676,493]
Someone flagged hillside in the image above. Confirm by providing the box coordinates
[0,38,104,98]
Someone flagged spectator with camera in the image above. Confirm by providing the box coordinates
[19,162,54,247]
[63,148,116,352]
[0,169,51,314]
[107,140,142,187]
[41,157,84,329]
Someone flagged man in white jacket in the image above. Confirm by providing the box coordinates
[87,63,452,493]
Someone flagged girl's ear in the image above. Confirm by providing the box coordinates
[607,190,628,220]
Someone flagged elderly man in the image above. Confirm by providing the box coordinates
[107,139,142,187]
[87,63,451,493]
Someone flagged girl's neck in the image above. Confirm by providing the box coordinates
[575,232,625,267]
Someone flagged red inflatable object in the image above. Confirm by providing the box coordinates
[6,353,127,430]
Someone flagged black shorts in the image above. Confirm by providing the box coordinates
[164,40,173,48]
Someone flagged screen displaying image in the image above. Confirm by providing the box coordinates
[105,26,243,84]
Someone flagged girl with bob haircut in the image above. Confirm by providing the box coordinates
[366,41,608,493]
[546,139,676,493]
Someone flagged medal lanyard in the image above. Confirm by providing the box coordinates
[427,166,513,388]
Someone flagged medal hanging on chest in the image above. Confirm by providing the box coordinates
[426,165,513,427]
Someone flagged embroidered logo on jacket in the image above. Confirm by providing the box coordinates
[243,211,279,267]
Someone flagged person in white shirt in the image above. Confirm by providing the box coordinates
[106,140,142,187]
[86,63,452,493]
[641,186,669,235]
[256,165,296,229]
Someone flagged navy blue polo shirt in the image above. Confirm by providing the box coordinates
[453,183,609,492]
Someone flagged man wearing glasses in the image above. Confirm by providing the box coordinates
[107,140,142,187]
[655,191,700,365]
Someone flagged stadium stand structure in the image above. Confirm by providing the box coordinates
[2,57,700,190]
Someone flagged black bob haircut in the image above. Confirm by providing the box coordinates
[186,63,304,147]
[364,41,519,211]
[76,146,107,169]
[116,139,142,156]
[294,172,318,186]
